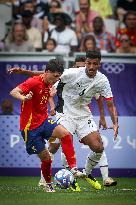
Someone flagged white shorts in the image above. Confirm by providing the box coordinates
[59,114,98,141]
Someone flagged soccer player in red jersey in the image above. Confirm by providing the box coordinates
[10,59,80,192]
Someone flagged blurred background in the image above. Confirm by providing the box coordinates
[0,0,136,177]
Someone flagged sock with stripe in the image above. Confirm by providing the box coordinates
[85,151,103,176]
[99,151,109,180]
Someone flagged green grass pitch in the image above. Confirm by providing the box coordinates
[0,177,136,205]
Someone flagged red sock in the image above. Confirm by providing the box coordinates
[60,134,76,169]
[41,160,52,183]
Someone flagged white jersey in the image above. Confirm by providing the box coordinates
[60,67,113,118]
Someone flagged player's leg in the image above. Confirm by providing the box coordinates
[41,117,76,170]
[38,148,55,192]
[52,118,84,191]
[77,117,103,189]
[39,141,60,187]
[57,116,85,178]
[82,131,103,190]
[99,151,117,186]
[61,152,69,169]
[22,128,55,192]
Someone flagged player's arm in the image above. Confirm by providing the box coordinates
[96,95,107,129]
[48,86,57,116]
[100,78,119,139]
[106,98,118,140]
[10,87,33,102]
[48,97,56,116]
[8,67,44,76]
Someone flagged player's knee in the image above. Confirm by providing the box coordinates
[53,125,70,139]
[93,144,104,153]
[38,149,52,161]
[60,128,70,138]
[49,143,60,154]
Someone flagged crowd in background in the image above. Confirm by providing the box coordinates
[0,0,136,54]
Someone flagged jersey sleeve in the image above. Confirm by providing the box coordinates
[18,77,37,94]
[60,68,77,83]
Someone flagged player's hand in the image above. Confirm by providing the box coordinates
[24,91,33,101]
[50,108,56,116]
[8,67,25,74]
[113,124,119,140]
[99,116,107,130]
[49,87,57,97]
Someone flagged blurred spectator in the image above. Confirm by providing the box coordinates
[21,10,42,51]
[92,16,116,53]
[0,99,14,115]
[116,34,136,53]
[90,0,113,19]
[116,11,136,47]
[22,0,43,33]
[76,0,100,41]
[46,0,63,31]
[5,22,35,52]
[0,41,5,51]
[44,13,78,54]
[60,0,80,23]
[31,0,49,19]
[49,0,63,14]
[13,0,49,20]
[116,0,136,22]
[43,38,57,52]
[80,34,97,52]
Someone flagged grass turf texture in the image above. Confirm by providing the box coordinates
[0,177,136,205]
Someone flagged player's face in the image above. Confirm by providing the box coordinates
[85,58,100,78]
[45,71,62,84]
[74,61,85,68]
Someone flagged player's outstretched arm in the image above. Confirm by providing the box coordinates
[10,87,33,102]
[8,67,44,76]
[96,96,107,129]
[106,99,119,140]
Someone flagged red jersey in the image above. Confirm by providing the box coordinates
[18,75,52,130]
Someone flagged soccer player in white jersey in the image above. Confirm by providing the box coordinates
[57,50,118,188]
[60,56,117,187]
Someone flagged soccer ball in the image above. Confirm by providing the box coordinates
[54,169,75,189]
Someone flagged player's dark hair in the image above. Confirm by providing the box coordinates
[86,50,101,60]
[46,59,64,74]
[74,56,86,63]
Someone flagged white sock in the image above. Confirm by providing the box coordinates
[85,151,102,176]
[99,151,109,181]
[40,170,45,182]
[61,152,69,168]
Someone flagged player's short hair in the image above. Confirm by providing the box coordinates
[46,59,64,74]
[75,56,86,63]
[86,50,101,60]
